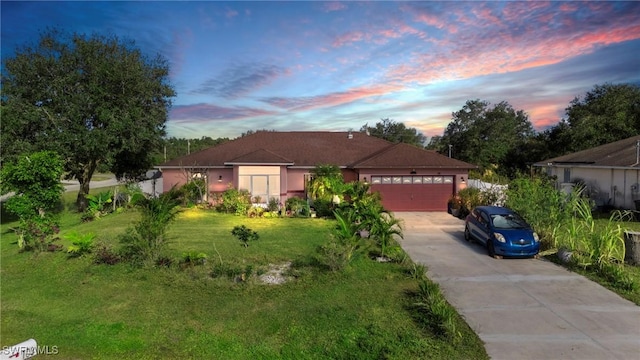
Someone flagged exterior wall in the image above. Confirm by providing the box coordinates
[545,166,640,210]
[209,168,235,195]
[161,169,188,190]
[286,168,308,200]
[159,168,232,197]
[342,169,358,183]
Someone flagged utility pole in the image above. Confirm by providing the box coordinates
[448,144,452,158]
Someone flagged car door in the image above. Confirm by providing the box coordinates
[471,210,491,245]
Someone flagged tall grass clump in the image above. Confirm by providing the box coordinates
[412,277,461,341]
[505,176,637,291]
[504,176,569,249]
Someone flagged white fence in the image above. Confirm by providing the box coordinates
[467,179,507,206]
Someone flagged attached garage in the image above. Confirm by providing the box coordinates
[370,175,455,211]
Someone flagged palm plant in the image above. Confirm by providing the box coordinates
[332,208,363,262]
[370,212,404,258]
[120,188,182,265]
[307,164,344,202]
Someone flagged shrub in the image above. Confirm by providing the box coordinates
[310,198,332,218]
[66,231,96,257]
[286,196,309,217]
[83,190,114,221]
[217,187,251,215]
[315,235,350,271]
[181,179,206,205]
[15,216,61,252]
[456,187,484,218]
[247,205,265,218]
[266,197,280,212]
[0,151,65,251]
[231,225,259,247]
[180,251,208,268]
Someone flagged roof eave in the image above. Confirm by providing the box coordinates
[533,163,640,170]
[155,165,229,169]
[223,162,294,166]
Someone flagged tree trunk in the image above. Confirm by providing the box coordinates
[75,161,97,212]
[76,179,90,212]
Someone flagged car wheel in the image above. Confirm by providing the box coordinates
[487,241,502,259]
[464,225,472,242]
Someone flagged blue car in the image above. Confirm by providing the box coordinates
[464,206,540,258]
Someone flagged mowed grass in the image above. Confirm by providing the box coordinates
[0,202,487,359]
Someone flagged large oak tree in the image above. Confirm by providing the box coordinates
[360,118,427,147]
[430,100,535,177]
[563,83,640,152]
[1,29,176,210]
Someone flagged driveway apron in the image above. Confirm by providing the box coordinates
[396,212,640,360]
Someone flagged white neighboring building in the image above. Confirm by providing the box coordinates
[534,135,640,210]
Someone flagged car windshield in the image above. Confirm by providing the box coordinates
[490,213,528,229]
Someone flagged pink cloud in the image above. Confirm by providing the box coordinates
[386,7,640,87]
[332,31,366,47]
[263,84,403,112]
[323,2,347,13]
[410,5,459,33]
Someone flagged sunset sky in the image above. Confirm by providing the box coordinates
[2,1,639,141]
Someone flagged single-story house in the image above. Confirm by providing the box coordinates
[156,131,476,211]
[533,135,640,210]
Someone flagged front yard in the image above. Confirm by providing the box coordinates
[0,205,487,359]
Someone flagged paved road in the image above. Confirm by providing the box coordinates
[61,178,120,192]
[1,178,121,202]
[396,212,640,360]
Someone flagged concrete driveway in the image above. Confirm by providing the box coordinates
[396,212,640,360]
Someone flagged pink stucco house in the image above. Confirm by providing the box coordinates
[156,131,476,211]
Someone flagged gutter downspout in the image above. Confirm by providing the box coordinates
[631,140,640,167]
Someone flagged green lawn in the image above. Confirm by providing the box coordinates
[0,206,487,359]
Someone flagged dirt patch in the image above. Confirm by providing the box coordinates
[259,262,292,285]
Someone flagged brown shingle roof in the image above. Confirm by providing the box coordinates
[352,143,477,169]
[226,149,293,165]
[158,131,477,169]
[534,135,640,168]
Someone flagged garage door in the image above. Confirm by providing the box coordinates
[370,175,454,211]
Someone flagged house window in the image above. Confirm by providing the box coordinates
[563,168,571,183]
[367,175,455,185]
[238,166,280,203]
